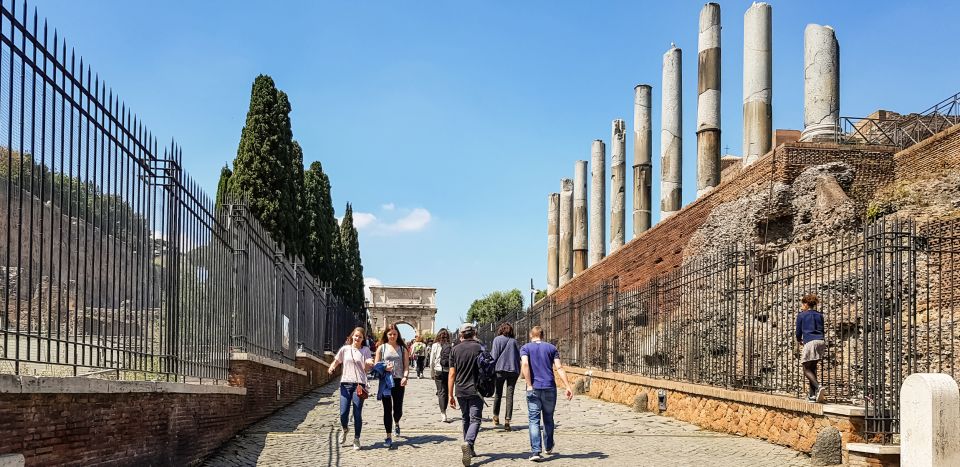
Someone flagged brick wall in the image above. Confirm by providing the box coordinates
[0,352,337,466]
[550,142,895,302]
[893,123,960,179]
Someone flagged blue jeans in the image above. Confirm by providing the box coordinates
[340,383,365,438]
[458,395,484,446]
[526,388,557,455]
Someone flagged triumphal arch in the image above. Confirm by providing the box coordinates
[367,286,437,336]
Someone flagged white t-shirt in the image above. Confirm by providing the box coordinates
[335,345,372,384]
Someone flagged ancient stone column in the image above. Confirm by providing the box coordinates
[547,192,559,294]
[742,2,772,166]
[610,120,626,251]
[661,45,682,219]
[633,85,652,236]
[697,2,721,198]
[800,24,840,142]
[558,179,574,286]
[589,140,606,266]
[572,161,588,274]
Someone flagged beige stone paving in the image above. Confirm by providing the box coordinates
[204,372,811,466]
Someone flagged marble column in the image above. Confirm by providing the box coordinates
[547,192,559,294]
[661,45,682,219]
[633,84,652,236]
[573,161,589,274]
[742,2,772,166]
[610,120,626,251]
[589,140,606,266]
[800,24,840,142]
[558,179,574,286]
[697,2,721,198]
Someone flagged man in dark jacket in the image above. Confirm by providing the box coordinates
[448,323,484,466]
[796,293,826,402]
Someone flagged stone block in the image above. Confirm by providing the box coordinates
[633,392,648,412]
[0,454,25,467]
[573,378,586,395]
[901,373,960,466]
[811,427,842,466]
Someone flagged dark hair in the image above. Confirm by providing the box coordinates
[378,323,407,348]
[436,328,451,344]
[801,293,819,308]
[497,322,515,339]
[344,327,366,345]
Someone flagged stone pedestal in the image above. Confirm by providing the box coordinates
[900,373,960,466]
[800,24,840,142]
[633,84,653,236]
[610,120,626,252]
[742,2,772,165]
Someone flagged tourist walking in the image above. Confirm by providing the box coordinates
[413,336,428,379]
[449,323,484,466]
[520,326,574,462]
[490,322,521,430]
[327,327,374,451]
[428,328,453,422]
[796,293,827,403]
[375,324,410,448]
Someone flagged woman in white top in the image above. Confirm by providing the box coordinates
[427,328,452,422]
[374,323,409,448]
[328,327,374,450]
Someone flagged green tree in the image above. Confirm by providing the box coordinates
[466,289,524,324]
[338,204,365,311]
[534,289,547,302]
[215,164,232,208]
[229,75,303,257]
[302,161,339,281]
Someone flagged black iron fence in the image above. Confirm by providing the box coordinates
[838,91,960,149]
[0,1,359,383]
[480,217,960,442]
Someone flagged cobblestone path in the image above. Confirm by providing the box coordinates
[205,373,810,466]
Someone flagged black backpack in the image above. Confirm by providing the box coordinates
[439,343,452,371]
[476,346,497,398]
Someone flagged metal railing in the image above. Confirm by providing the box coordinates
[479,217,960,442]
[0,0,359,382]
[838,91,960,149]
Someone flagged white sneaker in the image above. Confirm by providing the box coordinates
[544,449,553,456]
[528,454,544,462]
[352,438,361,450]
[440,412,448,423]
[339,427,349,445]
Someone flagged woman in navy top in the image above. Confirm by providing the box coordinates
[490,322,521,430]
[796,293,826,402]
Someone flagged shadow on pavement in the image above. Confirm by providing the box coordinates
[544,451,609,462]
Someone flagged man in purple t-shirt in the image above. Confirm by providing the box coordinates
[520,326,573,462]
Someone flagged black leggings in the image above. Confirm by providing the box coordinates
[493,371,519,420]
[802,360,819,396]
[416,356,426,376]
[383,377,405,433]
[435,371,449,413]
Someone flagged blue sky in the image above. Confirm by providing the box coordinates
[38,0,959,333]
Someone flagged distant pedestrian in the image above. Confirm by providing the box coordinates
[428,328,454,422]
[449,323,484,466]
[490,322,521,430]
[328,327,374,451]
[375,323,410,448]
[413,336,428,379]
[520,326,573,462]
[796,293,826,403]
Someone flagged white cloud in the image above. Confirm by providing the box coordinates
[352,212,378,230]
[385,208,431,233]
[381,203,396,211]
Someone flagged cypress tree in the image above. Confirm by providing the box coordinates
[302,161,338,281]
[230,75,303,257]
[215,164,232,208]
[338,204,364,310]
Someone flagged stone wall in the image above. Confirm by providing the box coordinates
[550,142,895,302]
[0,352,337,466]
[893,122,960,179]
[564,367,866,459]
